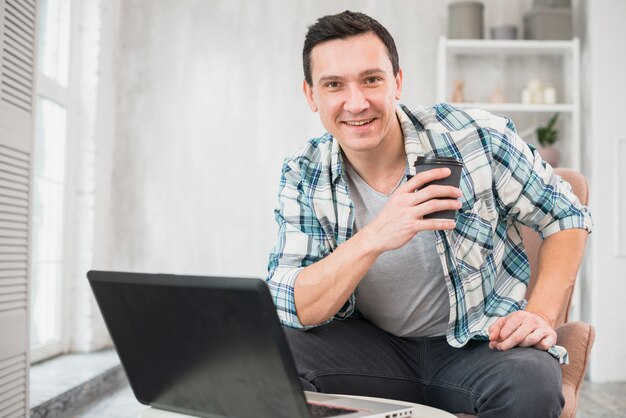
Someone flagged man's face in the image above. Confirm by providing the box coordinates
[303,32,403,155]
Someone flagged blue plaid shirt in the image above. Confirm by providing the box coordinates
[267,104,593,364]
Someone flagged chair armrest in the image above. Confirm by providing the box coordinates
[556,322,596,418]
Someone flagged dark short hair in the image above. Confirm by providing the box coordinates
[303,10,400,86]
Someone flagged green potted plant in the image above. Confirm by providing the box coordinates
[536,113,560,166]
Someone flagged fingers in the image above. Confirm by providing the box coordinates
[488,317,506,349]
[535,332,558,351]
[409,184,462,206]
[400,167,453,193]
[494,321,535,351]
[518,328,557,350]
[392,169,462,220]
[412,218,456,232]
[489,311,557,351]
[401,176,462,221]
[497,312,526,341]
[496,326,557,351]
[412,197,462,219]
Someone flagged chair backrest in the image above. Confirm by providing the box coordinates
[521,168,589,328]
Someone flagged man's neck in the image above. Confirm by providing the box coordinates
[342,116,406,195]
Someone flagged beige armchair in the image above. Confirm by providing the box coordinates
[456,168,595,418]
[523,168,595,418]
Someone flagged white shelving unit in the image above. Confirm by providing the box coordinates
[437,37,580,170]
[437,37,584,322]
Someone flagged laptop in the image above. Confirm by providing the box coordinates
[87,270,414,418]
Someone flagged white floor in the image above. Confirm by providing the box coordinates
[74,381,626,418]
[578,381,626,418]
[73,385,147,418]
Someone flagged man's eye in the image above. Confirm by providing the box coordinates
[325,81,340,89]
[365,77,381,84]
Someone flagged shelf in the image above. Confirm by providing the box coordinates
[437,36,580,171]
[443,37,578,56]
[447,103,574,113]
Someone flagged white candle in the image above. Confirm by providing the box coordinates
[543,87,557,104]
[528,79,543,104]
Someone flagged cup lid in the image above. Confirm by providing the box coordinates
[414,156,464,167]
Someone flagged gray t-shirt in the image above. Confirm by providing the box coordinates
[345,163,450,338]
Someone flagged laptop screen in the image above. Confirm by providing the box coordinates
[88,271,310,418]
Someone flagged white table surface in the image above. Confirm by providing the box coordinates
[138,393,456,418]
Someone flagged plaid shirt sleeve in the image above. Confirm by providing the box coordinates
[266,157,332,330]
[487,116,593,236]
[486,116,592,365]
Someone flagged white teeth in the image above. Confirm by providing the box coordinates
[345,119,373,126]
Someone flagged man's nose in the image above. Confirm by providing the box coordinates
[343,85,369,114]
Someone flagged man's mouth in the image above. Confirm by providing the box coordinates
[344,118,375,126]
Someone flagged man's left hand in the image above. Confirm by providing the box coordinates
[488,311,557,351]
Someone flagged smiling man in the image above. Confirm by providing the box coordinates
[266,11,592,418]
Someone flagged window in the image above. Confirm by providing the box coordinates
[30,0,71,362]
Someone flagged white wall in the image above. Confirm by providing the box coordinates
[581,0,626,382]
[68,0,122,352]
[99,0,452,277]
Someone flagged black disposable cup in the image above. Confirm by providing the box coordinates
[413,156,464,219]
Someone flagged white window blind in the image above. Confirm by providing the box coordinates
[0,0,37,416]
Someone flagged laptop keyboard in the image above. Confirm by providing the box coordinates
[307,402,359,417]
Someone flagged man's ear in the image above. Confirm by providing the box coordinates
[303,79,318,112]
[395,68,403,100]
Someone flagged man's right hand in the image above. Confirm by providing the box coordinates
[363,167,462,255]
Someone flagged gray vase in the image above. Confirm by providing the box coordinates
[448,1,484,39]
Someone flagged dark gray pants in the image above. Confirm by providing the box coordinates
[283,318,563,418]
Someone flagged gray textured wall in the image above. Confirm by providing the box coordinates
[104,0,520,277]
